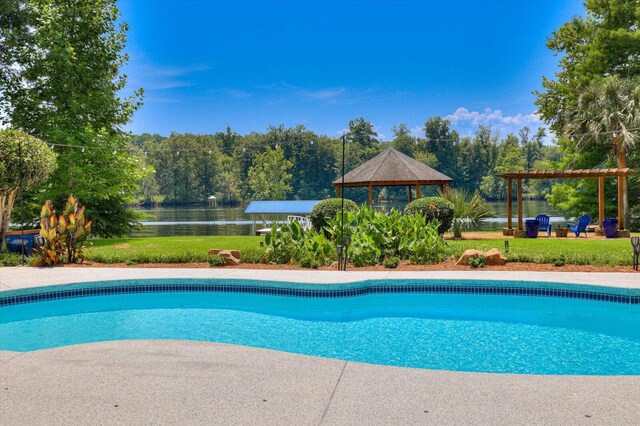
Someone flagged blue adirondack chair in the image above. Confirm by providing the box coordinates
[535,214,552,237]
[567,214,591,238]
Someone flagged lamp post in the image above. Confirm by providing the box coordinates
[339,134,346,271]
[18,137,25,265]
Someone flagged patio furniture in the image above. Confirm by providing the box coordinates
[602,218,618,238]
[567,214,591,238]
[535,214,552,237]
[555,227,568,237]
[525,219,540,238]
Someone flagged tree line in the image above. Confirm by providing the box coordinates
[133,119,561,206]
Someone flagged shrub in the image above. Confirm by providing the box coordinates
[309,198,358,232]
[438,189,494,239]
[208,254,226,267]
[383,256,400,268]
[240,247,264,264]
[299,255,319,269]
[469,255,486,268]
[553,255,566,267]
[0,253,22,266]
[404,197,454,234]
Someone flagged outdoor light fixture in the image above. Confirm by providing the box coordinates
[504,240,509,253]
[632,236,640,271]
[338,134,347,271]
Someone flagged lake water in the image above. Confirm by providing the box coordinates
[132,200,569,237]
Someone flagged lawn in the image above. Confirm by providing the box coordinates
[89,236,264,264]
[85,234,637,267]
[447,237,635,266]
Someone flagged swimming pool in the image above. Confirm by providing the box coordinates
[1,279,639,375]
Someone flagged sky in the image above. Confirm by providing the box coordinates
[119,0,586,141]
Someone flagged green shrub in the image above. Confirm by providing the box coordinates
[241,247,264,264]
[383,256,400,268]
[299,255,319,269]
[553,255,566,267]
[0,252,22,266]
[404,197,454,234]
[309,198,358,232]
[469,255,486,268]
[208,254,226,267]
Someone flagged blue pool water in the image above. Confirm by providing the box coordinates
[1,281,639,375]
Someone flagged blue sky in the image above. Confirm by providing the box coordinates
[120,0,585,140]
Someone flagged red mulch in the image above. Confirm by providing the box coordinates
[66,259,636,273]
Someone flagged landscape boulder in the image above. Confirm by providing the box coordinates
[208,249,241,266]
[456,248,507,266]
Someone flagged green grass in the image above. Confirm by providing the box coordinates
[447,237,635,266]
[89,236,264,264]
[83,234,638,267]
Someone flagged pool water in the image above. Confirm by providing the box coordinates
[1,288,639,375]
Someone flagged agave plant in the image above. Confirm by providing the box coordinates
[438,188,494,239]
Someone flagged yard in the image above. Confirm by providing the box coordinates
[85,234,636,267]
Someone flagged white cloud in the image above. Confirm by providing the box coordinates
[302,87,346,100]
[445,107,543,127]
[225,89,252,98]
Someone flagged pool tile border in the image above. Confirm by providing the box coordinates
[1,278,638,307]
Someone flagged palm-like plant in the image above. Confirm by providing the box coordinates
[565,76,640,168]
[564,76,640,228]
[437,188,494,239]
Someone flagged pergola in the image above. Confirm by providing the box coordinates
[499,168,638,235]
[333,148,452,205]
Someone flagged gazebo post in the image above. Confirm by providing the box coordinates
[336,185,341,198]
[415,183,420,199]
[598,176,605,230]
[517,178,523,231]
[506,178,513,230]
[368,184,373,206]
[617,176,624,230]
[407,186,412,202]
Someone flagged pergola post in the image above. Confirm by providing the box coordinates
[368,184,373,206]
[598,176,605,229]
[507,178,513,229]
[618,176,625,230]
[415,184,420,199]
[517,178,523,231]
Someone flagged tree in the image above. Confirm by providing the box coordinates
[564,76,640,227]
[0,0,145,237]
[392,123,417,156]
[422,117,459,179]
[248,147,293,200]
[535,0,640,134]
[0,129,57,249]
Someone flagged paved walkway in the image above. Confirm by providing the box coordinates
[1,267,639,291]
[1,268,639,425]
[2,340,639,425]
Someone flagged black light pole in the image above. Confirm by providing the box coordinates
[18,138,25,265]
[340,134,346,271]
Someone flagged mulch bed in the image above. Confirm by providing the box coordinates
[66,259,636,273]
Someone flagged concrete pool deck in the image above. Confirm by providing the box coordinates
[1,268,639,425]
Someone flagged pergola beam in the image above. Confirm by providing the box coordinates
[499,167,637,234]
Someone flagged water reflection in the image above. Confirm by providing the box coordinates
[132,201,570,237]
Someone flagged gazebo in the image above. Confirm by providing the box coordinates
[333,148,452,205]
[499,168,637,237]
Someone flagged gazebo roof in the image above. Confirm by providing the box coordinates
[333,148,452,187]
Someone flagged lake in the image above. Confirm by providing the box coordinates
[132,200,570,237]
